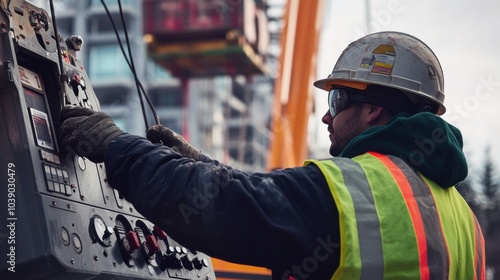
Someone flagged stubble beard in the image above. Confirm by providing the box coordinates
[329,107,363,157]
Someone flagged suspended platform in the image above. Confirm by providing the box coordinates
[143,0,269,77]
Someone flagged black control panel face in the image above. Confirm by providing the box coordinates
[0,1,216,279]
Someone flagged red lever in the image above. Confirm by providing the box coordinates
[145,234,160,256]
[125,231,140,252]
[153,225,168,240]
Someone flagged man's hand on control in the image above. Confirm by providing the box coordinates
[59,106,125,163]
[146,125,205,161]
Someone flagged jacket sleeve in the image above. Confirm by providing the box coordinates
[104,133,339,273]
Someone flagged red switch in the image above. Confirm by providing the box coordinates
[153,225,168,240]
[125,231,140,253]
[145,234,160,256]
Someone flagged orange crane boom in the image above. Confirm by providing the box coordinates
[212,0,325,277]
[267,0,324,170]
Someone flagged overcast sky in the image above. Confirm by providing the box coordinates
[313,0,500,176]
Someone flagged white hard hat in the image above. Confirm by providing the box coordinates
[314,31,446,115]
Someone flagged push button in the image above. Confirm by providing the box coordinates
[56,169,63,182]
[53,183,61,193]
[65,184,72,195]
[46,181,55,192]
[44,165,51,179]
[62,170,69,183]
[50,167,57,180]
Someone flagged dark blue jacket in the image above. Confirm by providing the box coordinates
[104,112,468,279]
[105,134,339,279]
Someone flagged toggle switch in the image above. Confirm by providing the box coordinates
[145,234,160,257]
[125,231,140,253]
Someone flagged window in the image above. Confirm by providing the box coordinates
[88,44,132,81]
[149,87,182,108]
[94,87,130,106]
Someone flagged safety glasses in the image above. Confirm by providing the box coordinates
[328,88,394,118]
[327,89,350,118]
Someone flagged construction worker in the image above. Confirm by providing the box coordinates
[59,31,485,279]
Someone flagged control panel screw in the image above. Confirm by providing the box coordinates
[52,201,56,206]
[94,256,99,261]
[70,259,75,265]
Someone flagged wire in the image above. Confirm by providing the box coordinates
[100,0,160,130]
[49,0,67,107]
[116,0,156,129]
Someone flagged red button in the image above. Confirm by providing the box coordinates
[153,225,168,240]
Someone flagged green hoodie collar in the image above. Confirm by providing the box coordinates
[339,112,468,188]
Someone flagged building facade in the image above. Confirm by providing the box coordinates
[42,0,279,173]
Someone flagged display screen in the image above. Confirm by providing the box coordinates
[20,66,55,151]
[30,108,54,150]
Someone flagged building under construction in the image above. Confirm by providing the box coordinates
[46,0,282,175]
[42,0,323,278]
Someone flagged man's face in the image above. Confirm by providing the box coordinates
[321,104,365,156]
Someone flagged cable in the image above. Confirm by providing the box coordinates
[100,0,160,130]
[49,0,67,107]
[116,0,152,129]
[100,0,158,128]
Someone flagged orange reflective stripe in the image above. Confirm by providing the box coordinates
[369,152,429,280]
[473,214,486,280]
[387,155,449,279]
[310,152,480,279]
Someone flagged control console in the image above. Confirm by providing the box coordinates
[0,1,216,279]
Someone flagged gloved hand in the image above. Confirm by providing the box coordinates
[146,125,205,161]
[59,106,125,163]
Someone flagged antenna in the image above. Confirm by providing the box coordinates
[365,0,371,34]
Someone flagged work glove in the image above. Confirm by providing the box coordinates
[146,125,206,161]
[59,106,125,163]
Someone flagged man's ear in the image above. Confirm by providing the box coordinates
[365,105,390,125]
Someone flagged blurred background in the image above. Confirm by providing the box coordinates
[32,0,500,278]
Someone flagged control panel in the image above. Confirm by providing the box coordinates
[0,1,216,279]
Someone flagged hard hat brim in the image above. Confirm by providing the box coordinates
[314,79,369,91]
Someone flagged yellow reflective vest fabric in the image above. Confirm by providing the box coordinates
[306,152,485,280]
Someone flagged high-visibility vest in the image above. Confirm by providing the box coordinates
[306,152,485,280]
